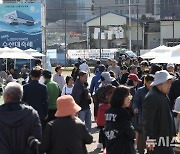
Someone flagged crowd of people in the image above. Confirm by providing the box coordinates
[0,56,180,154]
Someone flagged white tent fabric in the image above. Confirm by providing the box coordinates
[140,51,163,59]
[140,44,180,63]
[24,48,45,57]
[0,47,46,59]
[0,47,12,52]
[0,47,34,59]
[150,57,180,64]
[0,52,34,59]
[140,45,172,59]
[150,45,172,53]
[150,48,180,64]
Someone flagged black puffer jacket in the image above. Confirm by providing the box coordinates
[39,116,93,154]
[105,107,135,154]
[0,102,42,154]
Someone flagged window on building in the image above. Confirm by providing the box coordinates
[126,0,129,4]
[115,0,118,4]
[115,10,119,13]
[132,9,134,14]
[136,0,139,3]
[131,0,134,3]
[126,10,129,14]
[120,0,124,4]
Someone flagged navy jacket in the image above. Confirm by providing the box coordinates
[133,86,149,121]
[0,102,41,154]
[22,80,49,120]
[72,79,90,110]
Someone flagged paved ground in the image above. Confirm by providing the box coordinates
[86,104,104,154]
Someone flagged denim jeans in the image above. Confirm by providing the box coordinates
[78,109,92,132]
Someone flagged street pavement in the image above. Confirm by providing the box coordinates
[85,73,104,153]
[86,103,104,154]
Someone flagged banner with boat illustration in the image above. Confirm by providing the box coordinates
[0,3,42,52]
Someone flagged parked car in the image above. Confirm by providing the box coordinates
[116,50,137,59]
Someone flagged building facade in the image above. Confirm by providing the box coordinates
[94,0,147,18]
[160,0,180,19]
[3,0,41,2]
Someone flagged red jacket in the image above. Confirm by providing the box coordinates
[97,103,110,126]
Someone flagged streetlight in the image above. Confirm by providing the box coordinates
[129,0,132,51]
[172,2,175,46]
[99,7,102,59]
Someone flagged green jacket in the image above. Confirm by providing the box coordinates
[44,79,61,110]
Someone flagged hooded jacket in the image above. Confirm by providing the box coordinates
[0,102,42,154]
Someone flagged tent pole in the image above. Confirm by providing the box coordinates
[6,58,7,71]
[30,59,32,70]
[14,59,16,69]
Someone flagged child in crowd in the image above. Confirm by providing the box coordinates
[96,85,115,150]
[61,76,74,95]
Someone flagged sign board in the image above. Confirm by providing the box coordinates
[0,3,42,51]
[46,49,57,59]
[67,49,118,59]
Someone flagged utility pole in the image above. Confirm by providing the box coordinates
[64,8,67,67]
[129,0,132,51]
[172,2,175,46]
[99,6,102,59]
[136,4,139,55]
[42,0,46,69]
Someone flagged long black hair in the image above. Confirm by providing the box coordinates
[110,86,130,108]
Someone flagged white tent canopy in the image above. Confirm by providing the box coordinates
[24,48,45,57]
[0,47,46,59]
[140,45,172,59]
[141,45,180,64]
[150,46,180,64]
[0,47,34,59]
[140,51,164,59]
[150,45,172,53]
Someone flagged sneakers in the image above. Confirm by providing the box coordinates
[97,143,103,149]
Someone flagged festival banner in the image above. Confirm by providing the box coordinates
[0,3,42,51]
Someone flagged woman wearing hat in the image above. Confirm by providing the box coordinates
[29,95,93,154]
